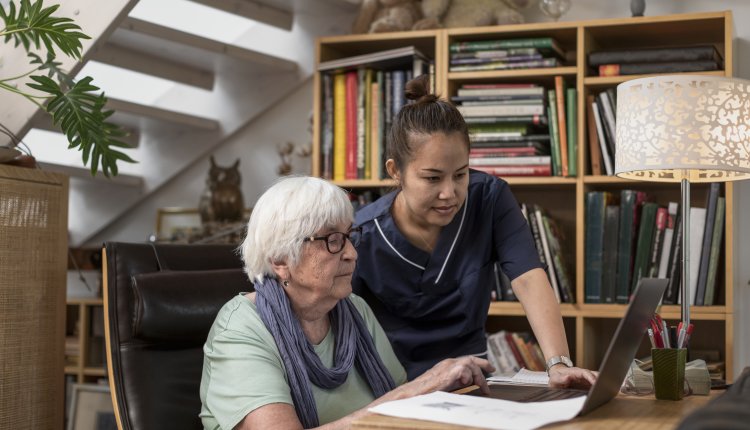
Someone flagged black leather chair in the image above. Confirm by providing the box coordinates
[103,242,253,430]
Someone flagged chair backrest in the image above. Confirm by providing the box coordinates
[103,242,252,430]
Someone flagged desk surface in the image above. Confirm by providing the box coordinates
[352,390,720,430]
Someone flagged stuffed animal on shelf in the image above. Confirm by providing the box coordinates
[198,156,245,224]
[351,0,423,34]
[413,0,528,30]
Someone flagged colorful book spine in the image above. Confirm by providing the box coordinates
[450,58,558,72]
[648,207,668,278]
[333,73,347,181]
[547,90,561,176]
[631,202,658,292]
[526,208,548,271]
[534,206,561,303]
[543,214,574,303]
[616,190,646,303]
[695,183,720,306]
[321,74,334,179]
[356,69,367,179]
[585,192,607,303]
[565,87,577,177]
[590,100,613,175]
[598,60,719,76]
[458,104,545,117]
[457,87,545,97]
[585,94,602,175]
[464,115,548,125]
[704,197,725,306]
[554,77,569,177]
[344,71,358,180]
[473,165,552,177]
[469,155,551,166]
[369,80,380,181]
[450,37,564,58]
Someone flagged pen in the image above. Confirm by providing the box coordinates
[661,320,670,348]
[647,328,657,349]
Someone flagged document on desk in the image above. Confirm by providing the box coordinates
[368,391,585,430]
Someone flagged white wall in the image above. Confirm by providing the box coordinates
[89,0,750,376]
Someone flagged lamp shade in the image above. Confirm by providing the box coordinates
[615,75,750,182]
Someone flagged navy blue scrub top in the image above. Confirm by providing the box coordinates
[352,170,542,380]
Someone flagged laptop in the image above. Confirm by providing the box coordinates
[471,278,669,416]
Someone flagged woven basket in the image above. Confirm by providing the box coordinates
[0,165,68,429]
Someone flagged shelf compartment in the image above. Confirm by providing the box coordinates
[448,67,577,82]
[488,301,578,317]
[583,70,726,88]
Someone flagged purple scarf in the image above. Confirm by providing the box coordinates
[254,276,396,428]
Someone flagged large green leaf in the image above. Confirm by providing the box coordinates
[27,75,136,177]
[0,0,89,59]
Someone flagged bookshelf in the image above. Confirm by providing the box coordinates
[65,297,107,382]
[312,11,738,381]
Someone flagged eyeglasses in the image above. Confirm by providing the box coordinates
[302,227,361,254]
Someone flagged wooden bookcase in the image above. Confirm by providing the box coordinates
[65,297,107,383]
[312,11,738,381]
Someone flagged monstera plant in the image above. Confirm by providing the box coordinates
[0,0,134,176]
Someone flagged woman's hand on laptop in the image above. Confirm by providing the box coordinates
[548,366,598,389]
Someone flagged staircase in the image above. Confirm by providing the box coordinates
[0,0,357,246]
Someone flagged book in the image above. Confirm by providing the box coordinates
[450,37,565,59]
[566,87,577,177]
[318,45,429,72]
[469,124,530,134]
[648,207,668,278]
[457,86,545,97]
[332,73,346,181]
[356,69,367,179]
[695,183,720,306]
[591,99,613,175]
[473,165,552,177]
[597,91,617,160]
[469,155,551,166]
[370,80,381,181]
[452,48,540,60]
[470,140,549,150]
[345,71,358,180]
[631,202,658,293]
[471,147,545,157]
[450,57,559,72]
[460,99,545,107]
[452,94,545,102]
[704,197,725,306]
[588,45,722,66]
[555,77,569,177]
[585,94,602,175]
[458,104,545,117]
[585,191,609,303]
[321,73,334,179]
[658,202,679,279]
[494,263,516,301]
[601,205,620,304]
[598,60,719,76]
[663,205,683,304]
[534,205,561,303]
[464,115,548,125]
[526,207,548,273]
[687,207,707,306]
[547,90,561,176]
[542,214,574,303]
[616,190,647,303]
[450,53,543,65]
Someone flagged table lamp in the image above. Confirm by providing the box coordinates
[615,75,750,344]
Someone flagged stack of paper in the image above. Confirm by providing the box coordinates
[488,368,549,386]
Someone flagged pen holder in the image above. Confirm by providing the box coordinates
[652,348,687,400]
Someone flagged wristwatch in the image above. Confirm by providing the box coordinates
[546,355,573,375]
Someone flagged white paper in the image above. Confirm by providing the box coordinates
[369,391,586,430]
[488,369,549,386]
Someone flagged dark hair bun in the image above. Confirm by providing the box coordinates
[405,74,437,103]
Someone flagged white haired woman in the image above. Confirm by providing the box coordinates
[199,176,494,430]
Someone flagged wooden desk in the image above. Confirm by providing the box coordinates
[352,391,721,430]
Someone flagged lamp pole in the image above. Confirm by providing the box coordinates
[680,176,690,332]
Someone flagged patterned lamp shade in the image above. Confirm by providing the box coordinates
[615,75,750,182]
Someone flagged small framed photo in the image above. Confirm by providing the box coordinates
[67,384,116,430]
[156,207,203,242]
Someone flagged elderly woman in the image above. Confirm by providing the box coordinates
[199,176,493,430]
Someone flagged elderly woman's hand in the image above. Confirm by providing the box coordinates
[548,365,597,389]
[411,356,495,396]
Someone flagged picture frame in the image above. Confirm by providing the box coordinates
[67,384,116,430]
[155,207,252,244]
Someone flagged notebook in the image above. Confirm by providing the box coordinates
[471,278,669,415]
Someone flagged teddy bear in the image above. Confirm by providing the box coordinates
[351,0,423,34]
[413,0,529,30]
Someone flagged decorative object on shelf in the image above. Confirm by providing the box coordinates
[414,0,527,30]
[0,0,133,177]
[198,156,245,224]
[631,0,645,17]
[351,0,423,34]
[615,75,750,350]
[156,207,251,244]
[539,0,571,21]
[277,141,312,176]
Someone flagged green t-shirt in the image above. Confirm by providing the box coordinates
[199,293,407,430]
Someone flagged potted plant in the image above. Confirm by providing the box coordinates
[0,0,135,176]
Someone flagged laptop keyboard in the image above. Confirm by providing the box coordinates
[468,385,588,403]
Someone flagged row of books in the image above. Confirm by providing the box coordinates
[586,89,617,176]
[318,47,432,181]
[588,44,723,77]
[456,78,577,177]
[449,37,565,72]
[584,184,725,306]
[493,203,574,303]
[486,330,547,374]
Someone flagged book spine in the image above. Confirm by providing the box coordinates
[450,53,543,65]
[471,147,539,155]
[543,215,574,303]
[469,124,529,134]
[631,203,658,292]
[457,87,545,97]
[585,95,602,175]
[598,60,719,76]
[473,165,552,176]
[450,37,558,53]
[511,333,537,370]
[601,205,620,303]
[322,74,334,180]
[504,332,527,369]
[332,74,347,181]
[585,192,605,303]
[704,197,725,306]
[658,202,679,279]
[392,70,405,118]
[588,45,720,66]
[535,206,561,303]
[469,156,551,166]
[452,48,540,59]
[384,71,392,179]
[344,72,358,180]
[648,207,668,278]
[664,206,683,304]
[555,77,569,177]
[547,90,561,177]
[566,87,577,177]
[527,209,548,270]
[597,92,617,161]
[591,100,613,175]
[616,190,637,303]
[376,71,385,179]
[695,183,720,306]
[688,207,707,306]
[458,104,545,117]
[464,115,547,125]
[370,80,380,181]
[450,58,558,72]
[453,94,545,102]
[356,69,367,179]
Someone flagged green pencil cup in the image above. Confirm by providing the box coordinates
[652,348,687,400]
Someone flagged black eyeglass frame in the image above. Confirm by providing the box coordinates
[302,227,362,254]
